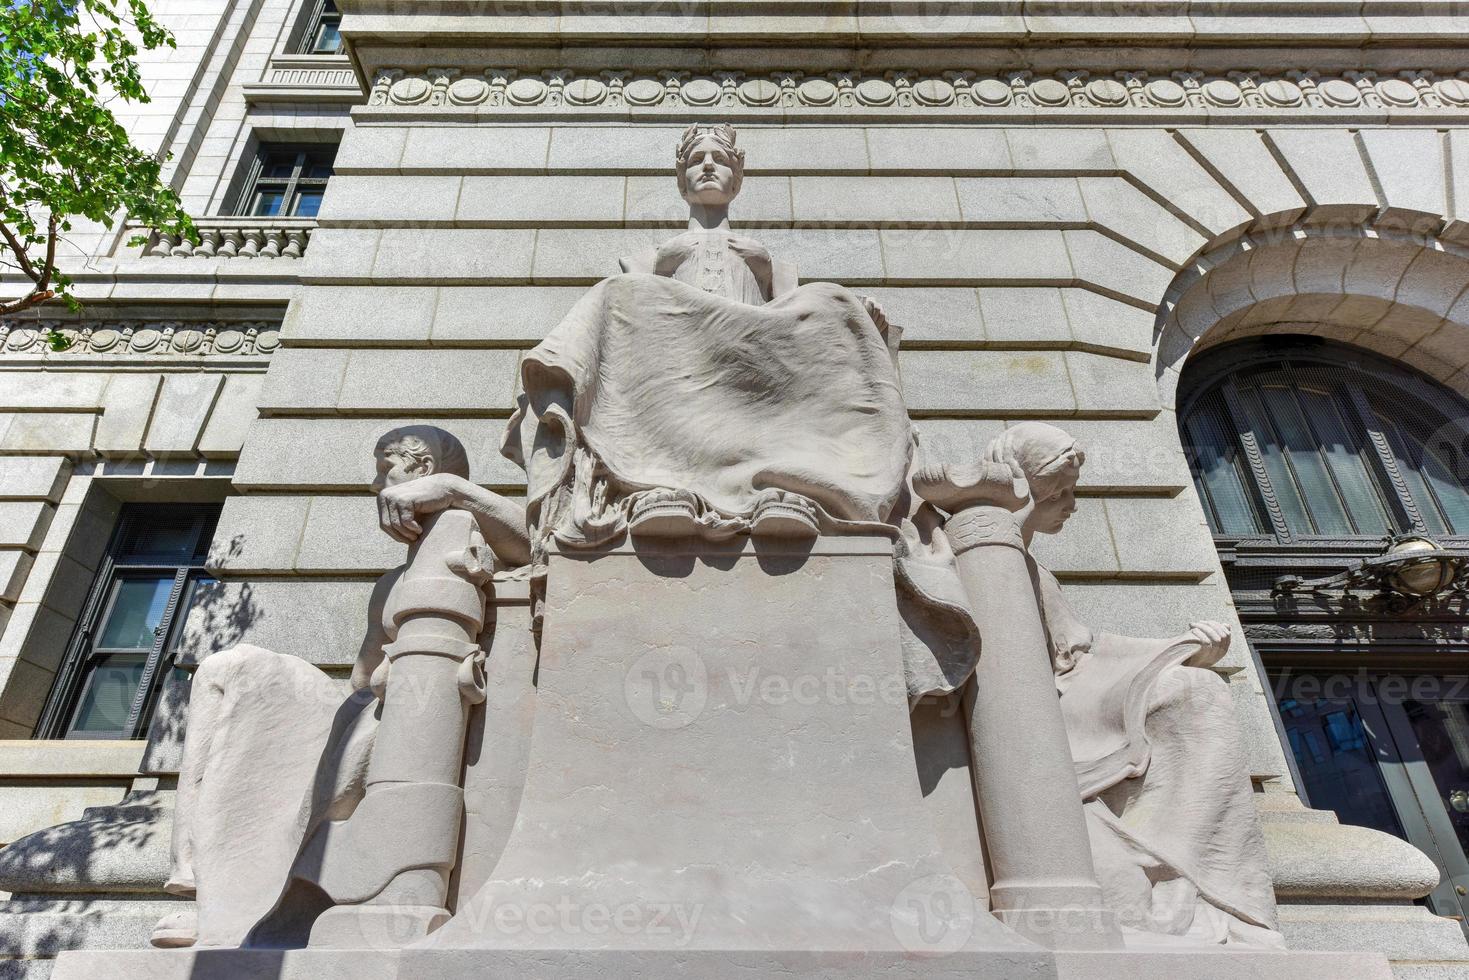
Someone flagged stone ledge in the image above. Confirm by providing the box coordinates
[0,742,145,780]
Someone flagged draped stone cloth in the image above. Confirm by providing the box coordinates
[1035,568,1283,946]
[502,274,914,548]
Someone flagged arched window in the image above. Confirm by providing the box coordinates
[1180,338,1469,543]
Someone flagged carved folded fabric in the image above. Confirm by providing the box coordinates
[503,273,913,540]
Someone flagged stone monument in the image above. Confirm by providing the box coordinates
[49,125,1394,979]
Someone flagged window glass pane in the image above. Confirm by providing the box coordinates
[1233,385,1315,536]
[1375,413,1451,536]
[1183,393,1262,535]
[293,189,323,218]
[250,190,285,216]
[1419,427,1469,535]
[97,576,174,650]
[1294,384,1393,535]
[311,20,341,53]
[262,158,297,179]
[1256,381,1353,535]
[69,654,147,735]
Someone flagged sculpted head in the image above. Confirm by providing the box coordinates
[373,425,470,490]
[984,422,1085,535]
[675,123,745,207]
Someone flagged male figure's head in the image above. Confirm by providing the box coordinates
[675,123,745,208]
[373,425,470,491]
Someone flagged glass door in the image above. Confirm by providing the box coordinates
[1273,671,1469,926]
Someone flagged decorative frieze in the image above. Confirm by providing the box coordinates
[0,320,281,358]
[367,67,1469,115]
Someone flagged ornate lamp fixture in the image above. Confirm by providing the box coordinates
[1274,534,1469,606]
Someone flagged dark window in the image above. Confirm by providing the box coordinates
[236,143,336,218]
[36,505,220,739]
[1180,340,1469,542]
[297,0,342,54]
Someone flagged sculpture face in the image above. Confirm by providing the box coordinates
[1030,469,1079,536]
[373,443,433,491]
[680,133,741,206]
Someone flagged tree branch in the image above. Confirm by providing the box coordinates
[0,219,41,284]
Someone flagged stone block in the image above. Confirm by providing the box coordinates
[1076,177,1206,266]
[793,176,959,224]
[1064,351,1160,416]
[0,459,68,501]
[1,601,78,674]
[174,577,378,667]
[371,229,537,283]
[335,349,521,413]
[234,417,525,491]
[1105,129,1251,238]
[1174,129,1306,225]
[1028,498,1119,575]
[143,374,224,455]
[761,227,885,282]
[1058,579,1234,640]
[529,228,666,282]
[1357,129,1445,229]
[543,125,682,173]
[16,551,94,614]
[881,228,1071,283]
[320,175,460,225]
[207,496,310,576]
[1446,129,1469,244]
[0,504,52,553]
[293,495,403,574]
[1104,494,1219,578]
[1005,128,1115,173]
[1266,129,1379,223]
[866,128,1010,173]
[0,551,33,604]
[0,740,145,777]
[0,414,94,455]
[282,285,437,345]
[458,175,627,225]
[899,350,1075,414]
[1064,230,1176,307]
[255,349,348,413]
[403,127,551,174]
[858,287,983,344]
[1061,289,1155,357]
[432,286,582,343]
[0,375,107,412]
[627,174,789,226]
[955,176,1086,225]
[0,782,127,847]
[197,374,264,458]
[977,287,1071,345]
[736,126,871,173]
[0,655,55,730]
[331,125,407,174]
[299,228,381,280]
[93,375,162,457]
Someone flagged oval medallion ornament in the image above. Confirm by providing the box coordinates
[89,328,120,352]
[255,329,281,354]
[1028,78,1069,106]
[172,328,204,353]
[506,77,548,105]
[1436,77,1469,106]
[1318,78,1361,106]
[130,328,161,353]
[1085,78,1128,107]
[680,78,722,105]
[623,78,665,105]
[1144,78,1186,107]
[389,76,431,105]
[564,77,608,105]
[740,78,781,106]
[5,328,37,351]
[854,78,896,106]
[213,329,245,354]
[447,77,489,105]
[1259,79,1303,107]
[1203,79,1243,107]
[970,78,1012,106]
[797,78,838,106]
[912,78,955,106]
[1376,78,1418,107]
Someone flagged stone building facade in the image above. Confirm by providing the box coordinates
[3,0,1469,976]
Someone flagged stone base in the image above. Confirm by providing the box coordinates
[48,946,1394,980]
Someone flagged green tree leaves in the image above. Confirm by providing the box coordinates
[1,0,195,316]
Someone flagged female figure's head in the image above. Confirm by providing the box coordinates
[984,422,1085,535]
[675,123,745,207]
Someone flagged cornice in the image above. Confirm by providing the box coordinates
[358,66,1469,119]
[0,319,281,360]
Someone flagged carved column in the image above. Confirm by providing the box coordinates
[917,465,1121,950]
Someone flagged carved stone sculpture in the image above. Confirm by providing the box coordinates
[152,426,528,949]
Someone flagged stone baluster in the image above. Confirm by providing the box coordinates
[193,230,218,258]
[258,230,284,258]
[169,232,193,257]
[238,229,263,258]
[151,232,176,257]
[282,229,310,258]
[216,229,243,258]
[914,462,1122,951]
